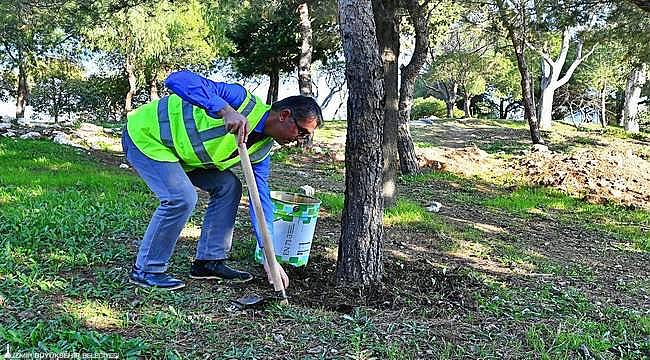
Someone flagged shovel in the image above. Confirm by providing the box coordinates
[238,142,289,305]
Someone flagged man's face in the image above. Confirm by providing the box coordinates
[275,109,318,145]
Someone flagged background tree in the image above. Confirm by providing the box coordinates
[30,59,83,123]
[227,0,338,103]
[336,0,385,285]
[85,0,220,115]
[0,0,93,121]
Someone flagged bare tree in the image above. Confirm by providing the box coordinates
[531,28,596,130]
[336,0,385,285]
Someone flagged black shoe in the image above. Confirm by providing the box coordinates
[129,267,185,290]
[190,260,253,283]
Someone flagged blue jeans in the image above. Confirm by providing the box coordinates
[122,130,242,273]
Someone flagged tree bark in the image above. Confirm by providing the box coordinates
[16,62,27,121]
[267,71,280,103]
[397,0,428,175]
[149,70,159,101]
[124,54,136,115]
[297,3,313,97]
[600,83,607,128]
[463,93,472,118]
[336,0,385,286]
[495,0,543,144]
[446,82,458,118]
[373,0,399,208]
[623,63,648,133]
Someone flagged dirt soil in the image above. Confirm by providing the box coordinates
[413,120,650,210]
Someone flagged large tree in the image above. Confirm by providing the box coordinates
[0,0,92,121]
[86,0,220,114]
[227,0,338,103]
[336,0,385,285]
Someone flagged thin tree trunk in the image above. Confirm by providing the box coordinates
[297,3,313,97]
[463,93,472,118]
[373,0,399,208]
[16,62,27,121]
[124,54,136,115]
[446,83,458,118]
[336,0,385,286]
[267,71,280,103]
[600,83,607,128]
[616,90,625,126]
[149,71,159,101]
[397,0,428,175]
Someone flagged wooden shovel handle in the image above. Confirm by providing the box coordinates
[237,142,287,297]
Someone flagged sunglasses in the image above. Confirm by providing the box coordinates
[289,112,312,140]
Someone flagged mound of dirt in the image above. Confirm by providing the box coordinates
[417,145,504,177]
[514,148,650,209]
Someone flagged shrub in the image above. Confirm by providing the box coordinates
[411,97,447,119]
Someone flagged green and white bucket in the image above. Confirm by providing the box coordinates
[254,191,321,267]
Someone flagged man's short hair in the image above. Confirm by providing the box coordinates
[271,95,324,127]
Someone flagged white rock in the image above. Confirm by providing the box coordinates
[20,131,42,140]
[531,144,550,153]
[52,132,75,146]
[425,201,442,212]
[2,131,16,137]
[0,123,11,130]
[119,163,130,169]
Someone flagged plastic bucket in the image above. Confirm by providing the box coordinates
[254,191,321,267]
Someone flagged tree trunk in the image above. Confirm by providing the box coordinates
[463,93,472,118]
[616,90,625,126]
[508,29,543,144]
[536,29,595,130]
[397,0,428,175]
[267,71,280,103]
[336,0,385,286]
[446,82,458,118]
[297,3,313,97]
[623,63,648,133]
[124,54,136,115]
[373,0,399,208]
[16,62,27,121]
[600,83,607,128]
[149,71,159,101]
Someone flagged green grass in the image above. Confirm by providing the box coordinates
[2,134,649,358]
[481,186,650,251]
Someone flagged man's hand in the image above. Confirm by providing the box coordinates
[263,258,289,290]
[218,104,248,144]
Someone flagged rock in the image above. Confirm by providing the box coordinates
[119,163,130,169]
[52,132,75,146]
[0,123,11,130]
[531,144,550,153]
[425,201,442,212]
[2,131,16,137]
[20,131,42,140]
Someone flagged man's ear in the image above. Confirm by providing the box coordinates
[279,109,291,122]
